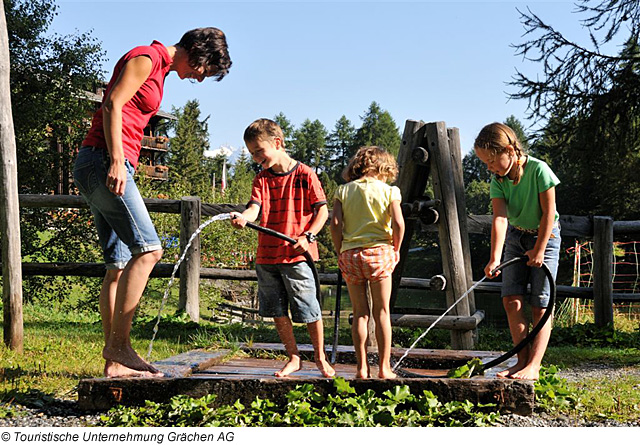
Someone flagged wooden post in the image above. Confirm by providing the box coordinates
[390,120,428,309]
[447,128,476,315]
[0,2,23,352]
[179,196,201,322]
[365,283,377,350]
[593,216,614,327]
[426,122,473,350]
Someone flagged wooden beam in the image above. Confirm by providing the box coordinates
[0,2,23,352]
[391,120,428,309]
[390,310,484,330]
[426,121,473,349]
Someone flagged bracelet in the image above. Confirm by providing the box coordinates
[304,231,316,243]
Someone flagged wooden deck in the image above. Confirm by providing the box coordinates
[77,344,534,415]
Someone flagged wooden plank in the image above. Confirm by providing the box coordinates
[0,3,23,352]
[18,194,182,214]
[77,358,534,415]
[593,216,614,327]
[390,310,484,330]
[152,349,230,377]
[179,197,201,321]
[426,122,473,349]
[426,214,595,238]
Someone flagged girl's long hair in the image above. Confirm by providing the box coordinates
[474,122,526,184]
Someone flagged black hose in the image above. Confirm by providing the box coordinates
[395,256,555,377]
[241,220,323,309]
[481,255,556,370]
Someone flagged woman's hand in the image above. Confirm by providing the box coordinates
[107,161,127,196]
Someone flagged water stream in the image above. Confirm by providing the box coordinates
[146,213,232,360]
[392,276,487,372]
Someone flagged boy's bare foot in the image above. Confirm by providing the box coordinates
[510,365,540,380]
[496,363,526,378]
[315,357,335,378]
[104,360,161,378]
[275,357,302,377]
[103,345,162,375]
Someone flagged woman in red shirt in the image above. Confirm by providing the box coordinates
[74,28,231,378]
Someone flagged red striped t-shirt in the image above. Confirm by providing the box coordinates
[249,162,327,264]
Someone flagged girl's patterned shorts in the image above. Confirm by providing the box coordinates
[338,245,398,285]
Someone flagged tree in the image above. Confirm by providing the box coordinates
[6,0,104,194]
[273,112,294,149]
[510,0,640,219]
[225,150,254,204]
[354,102,401,157]
[167,99,210,196]
[291,119,328,173]
[3,0,105,308]
[326,115,356,182]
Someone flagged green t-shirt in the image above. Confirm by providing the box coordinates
[489,156,560,230]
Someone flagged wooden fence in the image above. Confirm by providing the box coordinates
[6,195,639,326]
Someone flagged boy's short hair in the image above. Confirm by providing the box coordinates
[244,119,286,147]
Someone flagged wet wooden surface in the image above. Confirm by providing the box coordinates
[78,344,528,413]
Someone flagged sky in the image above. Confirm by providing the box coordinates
[51,1,595,161]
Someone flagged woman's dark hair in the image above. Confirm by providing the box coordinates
[177,27,232,81]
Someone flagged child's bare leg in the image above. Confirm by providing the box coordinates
[369,278,396,379]
[100,270,155,378]
[497,294,529,378]
[273,316,302,377]
[511,307,551,380]
[306,320,335,377]
[346,282,370,378]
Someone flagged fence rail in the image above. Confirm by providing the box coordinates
[7,194,640,327]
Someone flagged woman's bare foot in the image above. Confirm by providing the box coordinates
[496,363,526,379]
[510,365,541,380]
[103,345,162,375]
[315,357,335,378]
[275,357,302,377]
[104,360,162,378]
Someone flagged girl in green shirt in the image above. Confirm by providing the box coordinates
[475,122,561,381]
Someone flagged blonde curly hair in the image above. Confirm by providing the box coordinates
[342,146,398,183]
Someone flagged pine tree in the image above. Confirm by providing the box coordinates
[327,115,356,182]
[354,102,401,157]
[291,119,328,172]
[167,99,210,196]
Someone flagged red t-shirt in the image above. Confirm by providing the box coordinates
[249,162,327,264]
[82,41,172,168]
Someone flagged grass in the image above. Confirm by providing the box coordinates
[0,301,638,423]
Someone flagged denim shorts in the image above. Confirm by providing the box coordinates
[73,146,162,269]
[501,223,561,308]
[255,262,321,323]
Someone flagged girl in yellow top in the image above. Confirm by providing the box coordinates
[330,146,405,379]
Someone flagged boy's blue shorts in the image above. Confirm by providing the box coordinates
[73,146,162,270]
[501,223,561,308]
[255,262,321,323]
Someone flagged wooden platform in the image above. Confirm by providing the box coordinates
[77,344,534,415]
